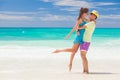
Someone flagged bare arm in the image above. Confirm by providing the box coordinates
[77,25,87,30]
[64,20,81,39]
[64,28,75,39]
[78,21,96,30]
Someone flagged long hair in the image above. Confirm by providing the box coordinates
[78,8,89,20]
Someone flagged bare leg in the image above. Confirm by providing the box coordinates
[53,48,73,53]
[53,43,80,53]
[53,43,80,71]
[80,51,89,74]
[69,44,80,72]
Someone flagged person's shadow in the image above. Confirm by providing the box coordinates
[72,72,118,75]
[89,72,114,75]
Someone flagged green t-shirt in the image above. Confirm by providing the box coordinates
[83,21,96,42]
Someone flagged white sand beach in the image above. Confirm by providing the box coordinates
[0,45,120,80]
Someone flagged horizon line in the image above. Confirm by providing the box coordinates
[0,27,119,28]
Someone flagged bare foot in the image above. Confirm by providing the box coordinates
[68,64,72,72]
[52,50,60,53]
[83,72,89,74]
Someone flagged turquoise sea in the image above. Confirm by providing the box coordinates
[0,28,119,47]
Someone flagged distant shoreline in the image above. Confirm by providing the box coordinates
[0,27,119,29]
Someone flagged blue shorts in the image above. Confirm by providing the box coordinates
[73,35,83,44]
[73,29,85,44]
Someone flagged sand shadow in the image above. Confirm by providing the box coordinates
[72,72,118,75]
[89,72,114,75]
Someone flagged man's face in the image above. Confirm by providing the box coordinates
[89,13,97,20]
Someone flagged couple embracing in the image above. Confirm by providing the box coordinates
[53,8,99,74]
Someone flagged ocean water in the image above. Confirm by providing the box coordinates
[0,28,71,40]
[0,28,119,46]
[0,27,120,59]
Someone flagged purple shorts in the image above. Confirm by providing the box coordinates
[80,42,90,52]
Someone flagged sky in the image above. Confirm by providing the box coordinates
[0,0,120,28]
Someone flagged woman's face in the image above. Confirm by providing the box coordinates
[82,13,88,18]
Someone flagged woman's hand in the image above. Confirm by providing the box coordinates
[76,26,80,35]
[76,29,80,35]
[64,27,76,39]
[64,34,70,39]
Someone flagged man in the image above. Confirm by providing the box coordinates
[78,10,99,74]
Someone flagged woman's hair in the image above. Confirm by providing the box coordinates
[78,7,89,20]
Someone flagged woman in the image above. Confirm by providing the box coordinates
[53,8,89,72]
